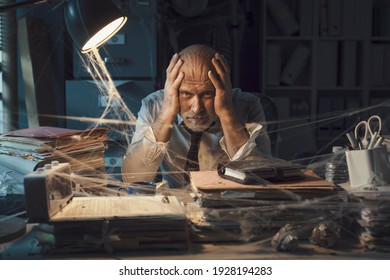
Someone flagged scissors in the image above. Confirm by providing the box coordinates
[354,115,382,149]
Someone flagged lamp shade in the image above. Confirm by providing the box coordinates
[64,0,127,53]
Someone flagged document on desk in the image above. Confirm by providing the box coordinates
[4,126,108,139]
[217,158,304,184]
[0,153,40,174]
[190,170,338,203]
[0,126,109,179]
[48,195,188,251]
[0,126,109,154]
[50,195,186,221]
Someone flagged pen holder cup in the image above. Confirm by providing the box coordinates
[346,145,390,188]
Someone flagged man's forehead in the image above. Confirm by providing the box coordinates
[180,79,214,91]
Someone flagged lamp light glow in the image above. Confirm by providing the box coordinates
[81,16,127,53]
[64,0,128,53]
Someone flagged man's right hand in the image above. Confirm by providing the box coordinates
[161,53,184,121]
[152,54,184,143]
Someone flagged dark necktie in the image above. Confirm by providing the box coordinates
[184,130,202,171]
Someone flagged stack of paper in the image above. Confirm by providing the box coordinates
[46,195,188,252]
[186,200,344,243]
[191,170,339,206]
[0,126,109,180]
[187,168,344,243]
[358,203,390,252]
[348,193,390,252]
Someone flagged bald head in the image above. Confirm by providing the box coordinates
[175,45,219,132]
[179,44,217,86]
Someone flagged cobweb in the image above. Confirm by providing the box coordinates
[19,46,388,255]
[1,3,390,257]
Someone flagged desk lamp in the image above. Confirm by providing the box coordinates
[0,0,128,53]
[0,0,127,243]
[64,0,127,53]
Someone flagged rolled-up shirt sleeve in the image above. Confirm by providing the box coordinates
[219,122,268,160]
[219,91,272,160]
[134,126,169,163]
[122,94,168,182]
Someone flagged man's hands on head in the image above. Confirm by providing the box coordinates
[208,53,249,157]
[162,53,184,121]
[160,52,235,124]
[153,53,184,142]
[208,53,235,119]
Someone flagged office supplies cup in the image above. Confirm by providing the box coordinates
[346,145,390,188]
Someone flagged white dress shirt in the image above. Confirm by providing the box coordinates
[122,88,271,188]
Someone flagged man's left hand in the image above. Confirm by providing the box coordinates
[208,53,234,118]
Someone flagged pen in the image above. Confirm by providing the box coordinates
[346,131,359,150]
[367,131,378,149]
[373,136,384,148]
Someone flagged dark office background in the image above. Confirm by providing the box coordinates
[1,0,389,161]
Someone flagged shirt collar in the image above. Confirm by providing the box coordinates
[177,114,183,125]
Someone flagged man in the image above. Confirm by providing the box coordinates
[122,44,271,188]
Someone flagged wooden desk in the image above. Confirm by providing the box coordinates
[2,225,389,260]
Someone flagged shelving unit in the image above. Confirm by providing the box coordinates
[260,0,390,160]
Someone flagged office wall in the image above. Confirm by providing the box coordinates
[16,3,67,128]
[9,0,266,128]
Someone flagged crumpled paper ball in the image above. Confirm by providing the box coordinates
[309,222,341,248]
[271,224,298,252]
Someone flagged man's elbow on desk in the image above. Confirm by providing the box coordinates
[122,152,160,183]
[122,163,158,183]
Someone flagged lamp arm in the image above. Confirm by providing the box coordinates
[0,0,48,12]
